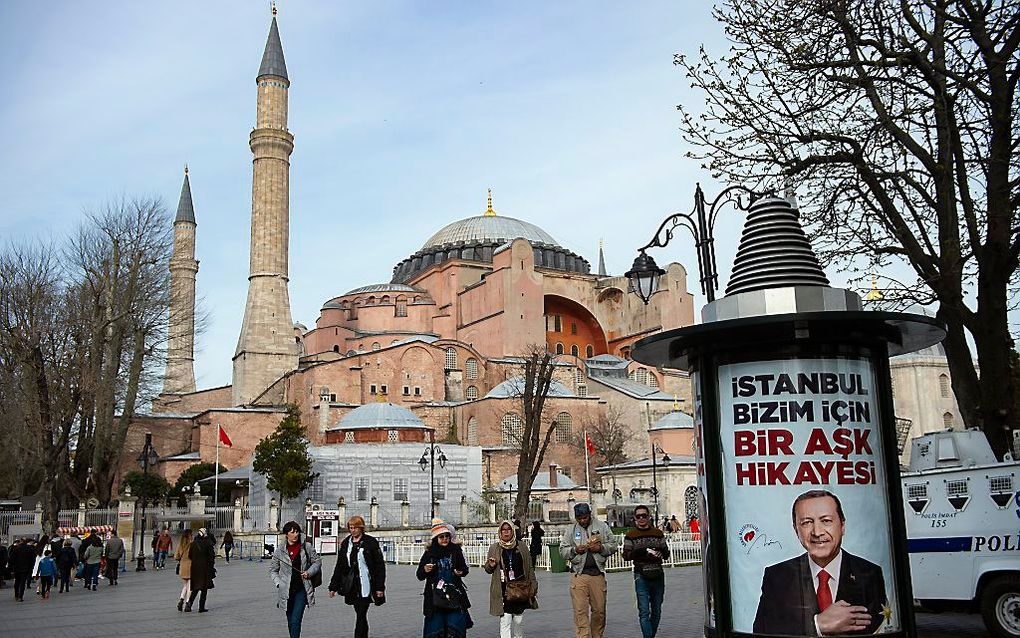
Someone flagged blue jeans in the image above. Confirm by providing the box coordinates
[85,563,100,588]
[286,587,308,638]
[634,572,665,638]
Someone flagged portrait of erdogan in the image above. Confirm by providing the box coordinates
[752,490,887,636]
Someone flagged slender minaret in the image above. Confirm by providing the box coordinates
[597,239,607,277]
[163,166,199,395]
[232,8,298,405]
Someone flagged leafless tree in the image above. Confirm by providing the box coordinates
[676,0,1019,457]
[574,405,631,490]
[498,345,560,519]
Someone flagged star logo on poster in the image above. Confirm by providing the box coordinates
[881,603,893,624]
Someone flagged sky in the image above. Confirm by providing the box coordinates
[0,1,851,389]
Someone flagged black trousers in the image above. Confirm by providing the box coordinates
[188,587,208,610]
[13,572,30,599]
[106,558,119,583]
[353,599,371,638]
[59,567,72,592]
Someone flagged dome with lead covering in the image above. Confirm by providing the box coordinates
[422,215,560,251]
[338,402,429,430]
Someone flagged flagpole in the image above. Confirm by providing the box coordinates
[583,428,592,503]
[214,425,220,511]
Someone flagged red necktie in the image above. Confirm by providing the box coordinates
[817,570,833,612]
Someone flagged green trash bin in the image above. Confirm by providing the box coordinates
[547,542,568,573]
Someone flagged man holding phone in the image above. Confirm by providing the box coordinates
[623,504,670,637]
[558,503,618,638]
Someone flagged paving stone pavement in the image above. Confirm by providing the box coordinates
[0,557,989,637]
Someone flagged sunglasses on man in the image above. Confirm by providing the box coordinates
[634,513,650,519]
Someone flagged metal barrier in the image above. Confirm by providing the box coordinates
[236,540,267,561]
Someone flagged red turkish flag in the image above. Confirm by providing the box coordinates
[218,425,233,448]
[585,433,596,457]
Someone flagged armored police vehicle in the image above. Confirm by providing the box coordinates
[902,428,1020,637]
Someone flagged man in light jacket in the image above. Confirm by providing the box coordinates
[103,531,125,585]
[558,503,618,638]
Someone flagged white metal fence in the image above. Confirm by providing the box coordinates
[385,532,702,571]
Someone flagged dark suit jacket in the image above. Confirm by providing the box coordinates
[752,551,886,636]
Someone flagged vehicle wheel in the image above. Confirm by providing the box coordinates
[981,576,1020,638]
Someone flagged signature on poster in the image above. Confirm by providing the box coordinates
[738,523,783,555]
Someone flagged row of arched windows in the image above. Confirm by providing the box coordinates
[553,343,595,358]
[629,367,660,389]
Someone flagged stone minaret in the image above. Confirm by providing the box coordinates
[232,11,298,405]
[163,166,199,395]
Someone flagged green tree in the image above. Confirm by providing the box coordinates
[170,462,227,501]
[119,471,171,504]
[252,405,315,525]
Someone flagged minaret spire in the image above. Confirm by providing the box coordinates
[163,166,199,395]
[234,14,298,405]
[597,239,607,277]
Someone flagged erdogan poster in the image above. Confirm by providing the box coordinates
[717,358,898,635]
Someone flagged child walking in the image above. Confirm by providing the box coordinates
[38,551,56,599]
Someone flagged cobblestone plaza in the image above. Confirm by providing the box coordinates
[0,556,989,637]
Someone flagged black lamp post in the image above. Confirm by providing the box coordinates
[418,430,447,520]
[627,188,940,638]
[650,442,670,524]
[625,184,758,305]
[135,432,158,572]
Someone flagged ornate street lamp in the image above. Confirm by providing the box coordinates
[650,442,670,524]
[626,184,758,304]
[135,432,159,572]
[418,430,447,520]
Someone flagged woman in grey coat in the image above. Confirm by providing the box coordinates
[270,521,322,638]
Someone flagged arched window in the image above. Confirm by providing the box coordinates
[939,374,950,398]
[466,386,478,401]
[575,368,584,384]
[346,349,357,356]
[332,345,340,353]
[554,412,572,443]
[467,417,478,446]
[466,358,478,380]
[648,373,659,390]
[586,345,594,358]
[445,347,457,370]
[381,295,390,305]
[395,298,407,317]
[571,344,579,357]
[684,485,699,522]
[943,412,955,428]
[501,413,523,446]
[555,342,564,355]
[372,342,380,351]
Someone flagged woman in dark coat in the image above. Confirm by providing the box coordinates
[55,539,78,593]
[185,528,215,612]
[328,515,386,638]
[416,519,472,638]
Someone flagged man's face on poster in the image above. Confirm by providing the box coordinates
[793,495,844,567]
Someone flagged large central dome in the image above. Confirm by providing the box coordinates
[422,215,560,251]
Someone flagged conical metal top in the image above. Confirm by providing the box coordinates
[175,168,196,224]
[724,196,828,295]
[597,239,607,276]
[258,16,289,82]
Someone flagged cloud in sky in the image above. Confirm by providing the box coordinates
[1,1,744,388]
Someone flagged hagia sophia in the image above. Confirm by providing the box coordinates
[122,13,963,524]
[124,13,700,524]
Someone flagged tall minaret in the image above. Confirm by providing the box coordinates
[232,8,298,405]
[163,166,199,395]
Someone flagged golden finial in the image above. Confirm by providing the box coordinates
[484,188,496,217]
[864,273,884,302]
[271,1,277,17]
[673,394,680,411]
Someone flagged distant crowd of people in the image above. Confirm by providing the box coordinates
[0,528,126,601]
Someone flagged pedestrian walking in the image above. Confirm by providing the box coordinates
[38,551,56,599]
[185,528,216,612]
[483,520,538,638]
[558,503,619,638]
[327,515,386,638]
[270,520,322,638]
[528,521,545,566]
[155,528,173,570]
[10,538,35,602]
[417,518,472,638]
[174,529,193,611]
[32,535,46,594]
[623,504,671,638]
[103,529,125,585]
[221,530,235,563]
[56,539,76,593]
[82,535,103,591]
